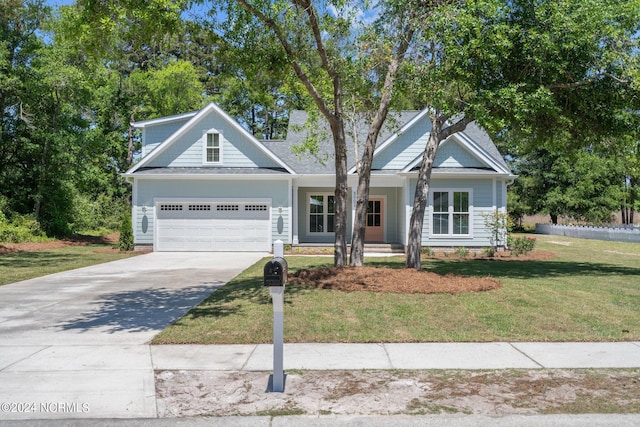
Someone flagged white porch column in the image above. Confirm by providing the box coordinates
[292,181,299,245]
[351,187,357,239]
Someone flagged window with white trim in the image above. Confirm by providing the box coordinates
[431,190,471,236]
[308,194,335,233]
[204,131,222,164]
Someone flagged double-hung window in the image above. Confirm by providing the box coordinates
[431,190,471,236]
[204,131,222,164]
[308,194,335,234]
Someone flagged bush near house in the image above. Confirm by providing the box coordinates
[508,235,537,256]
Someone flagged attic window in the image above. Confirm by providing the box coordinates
[204,131,222,164]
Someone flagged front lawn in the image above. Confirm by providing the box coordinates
[153,234,640,344]
[0,243,140,286]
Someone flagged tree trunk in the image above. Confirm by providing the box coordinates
[630,177,637,225]
[328,115,349,267]
[350,133,373,267]
[550,213,558,224]
[127,113,135,167]
[406,131,439,270]
[405,114,472,270]
[349,34,411,266]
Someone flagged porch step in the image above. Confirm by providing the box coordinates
[291,243,405,254]
[362,243,405,254]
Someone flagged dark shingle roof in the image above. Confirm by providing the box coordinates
[261,110,510,175]
[134,167,290,175]
[460,122,510,171]
[261,110,420,174]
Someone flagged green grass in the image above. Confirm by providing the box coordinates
[153,234,640,344]
[0,245,140,286]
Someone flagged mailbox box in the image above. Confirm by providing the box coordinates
[264,257,288,286]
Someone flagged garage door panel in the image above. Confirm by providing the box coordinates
[156,202,270,252]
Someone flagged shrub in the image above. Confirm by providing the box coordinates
[482,247,496,257]
[421,246,435,256]
[508,236,536,256]
[0,215,48,243]
[71,193,127,235]
[118,213,134,251]
[455,247,470,258]
[483,210,509,252]
[0,196,48,243]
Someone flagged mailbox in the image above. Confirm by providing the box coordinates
[264,257,288,286]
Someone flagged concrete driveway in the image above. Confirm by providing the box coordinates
[0,252,266,420]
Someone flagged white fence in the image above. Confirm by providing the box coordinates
[535,224,640,243]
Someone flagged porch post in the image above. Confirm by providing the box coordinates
[351,187,356,243]
[292,181,299,245]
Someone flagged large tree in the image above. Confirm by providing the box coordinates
[403,0,640,269]
[216,0,415,267]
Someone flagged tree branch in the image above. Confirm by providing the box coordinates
[291,0,336,80]
[235,0,333,119]
[547,71,630,89]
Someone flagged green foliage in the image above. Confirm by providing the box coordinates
[0,213,47,243]
[71,193,128,235]
[129,60,207,118]
[482,247,496,258]
[508,146,624,224]
[455,247,470,258]
[483,210,509,250]
[507,236,536,256]
[421,246,435,256]
[118,212,134,251]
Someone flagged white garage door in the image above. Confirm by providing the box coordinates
[156,202,271,251]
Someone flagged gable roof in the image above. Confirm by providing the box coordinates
[400,122,512,175]
[125,102,295,175]
[264,109,511,176]
[261,110,421,174]
[131,110,198,129]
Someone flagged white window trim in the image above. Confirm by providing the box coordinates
[428,188,473,238]
[203,128,223,165]
[306,192,336,235]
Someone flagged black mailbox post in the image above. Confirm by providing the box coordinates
[263,257,288,286]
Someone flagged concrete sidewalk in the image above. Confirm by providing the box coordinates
[152,341,640,371]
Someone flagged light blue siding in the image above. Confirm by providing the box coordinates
[133,178,290,245]
[434,139,487,168]
[372,118,431,170]
[146,115,280,168]
[142,119,192,157]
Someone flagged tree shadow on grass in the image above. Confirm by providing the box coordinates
[355,257,640,280]
[424,258,640,280]
[183,269,316,320]
[0,250,89,269]
[58,284,225,333]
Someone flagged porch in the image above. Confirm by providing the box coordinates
[289,242,405,255]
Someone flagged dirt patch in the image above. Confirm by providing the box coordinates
[155,369,640,417]
[0,233,120,254]
[290,266,501,294]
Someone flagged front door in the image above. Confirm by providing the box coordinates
[365,198,384,242]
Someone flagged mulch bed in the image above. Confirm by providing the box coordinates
[290,266,501,294]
